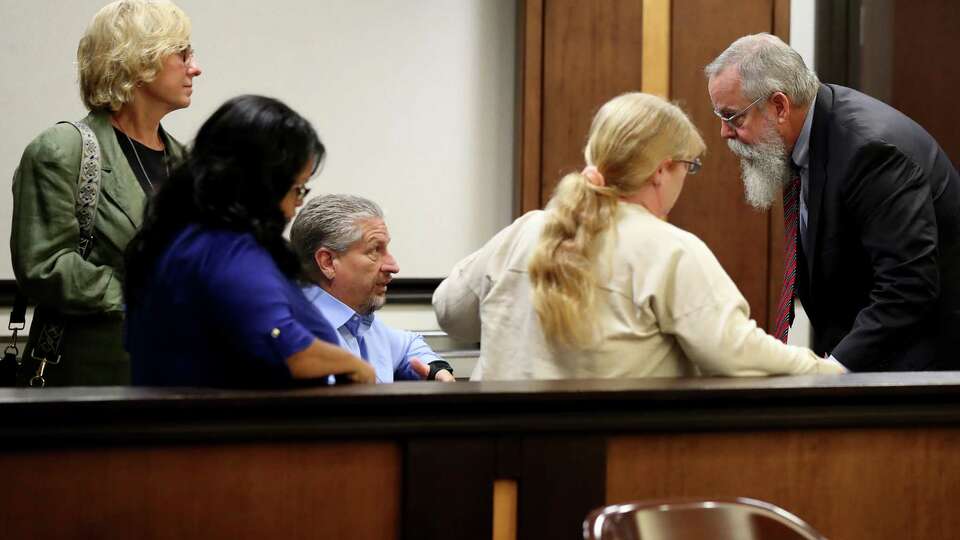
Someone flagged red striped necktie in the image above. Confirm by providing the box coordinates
[775,175,801,343]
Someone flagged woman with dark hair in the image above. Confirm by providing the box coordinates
[124,95,375,387]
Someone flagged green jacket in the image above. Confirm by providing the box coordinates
[10,111,185,385]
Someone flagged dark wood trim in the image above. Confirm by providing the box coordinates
[402,434,605,540]
[815,0,855,86]
[0,278,439,308]
[403,438,496,540]
[384,278,442,304]
[4,373,960,447]
[517,436,606,540]
[890,0,960,167]
[773,0,791,41]
[517,0,544,215]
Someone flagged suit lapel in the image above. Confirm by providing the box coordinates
[804,85,833,290]
[85,112,146,229]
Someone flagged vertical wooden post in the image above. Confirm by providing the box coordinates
[492,479,518,540]
[642,0,672,98]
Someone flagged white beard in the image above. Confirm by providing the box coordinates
[727,118,793,210]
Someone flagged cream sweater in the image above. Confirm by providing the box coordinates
[433,202,844,380]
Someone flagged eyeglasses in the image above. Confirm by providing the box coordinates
[713,94,768,130]
[676,157,702,175]
[291,184,311,201]
[177,45,196,65]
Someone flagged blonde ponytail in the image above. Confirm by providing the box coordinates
[528,172,618,349]
[528,92,706,350]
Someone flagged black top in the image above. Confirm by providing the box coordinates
[114,127,169,194]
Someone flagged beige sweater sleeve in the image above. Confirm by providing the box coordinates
[433,248,485,343]
[655,231,845,376]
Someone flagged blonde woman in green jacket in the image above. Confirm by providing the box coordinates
[10,0,201,385]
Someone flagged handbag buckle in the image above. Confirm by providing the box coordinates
[29,359,49,388]
[30,348,61,365]
[28,354,60,388]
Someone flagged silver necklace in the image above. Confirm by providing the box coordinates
[125,132,168,190]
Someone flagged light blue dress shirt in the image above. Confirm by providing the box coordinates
[791,103,815,253]
[302,285,444,383]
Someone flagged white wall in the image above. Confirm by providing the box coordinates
[3,0,821,353]
[790,0,816,70]
[788,0,815,348]
[0,0,516,280]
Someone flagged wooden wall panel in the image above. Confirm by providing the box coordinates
[519,0,793,330]
[0,442,401,540]
[517,0,545,215]
[607,428,960,540]
[892,0,960,166]
[773,0,791,40]
[404,438,497,540]
[403,435,606,540]
[516,436,606,540]
[668,0,780,331]
[539,0,645,203]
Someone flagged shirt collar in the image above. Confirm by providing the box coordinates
[790,104,815,170]
[303,285,375,332]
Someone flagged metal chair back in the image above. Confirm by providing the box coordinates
[583,497,827,540]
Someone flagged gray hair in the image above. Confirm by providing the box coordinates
[290,194,384,275]
[705,33,820,107]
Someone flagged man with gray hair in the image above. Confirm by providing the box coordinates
[706,32,960,371]
[290,194,455,382]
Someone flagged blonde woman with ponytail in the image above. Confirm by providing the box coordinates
[433,93,845,380]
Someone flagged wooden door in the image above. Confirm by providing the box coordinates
[518,0,791,331]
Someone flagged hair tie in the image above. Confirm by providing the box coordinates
[581,166,606,187]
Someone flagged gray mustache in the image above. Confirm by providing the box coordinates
[728,139,764,160]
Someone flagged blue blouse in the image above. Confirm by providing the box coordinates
[126,225,339,387]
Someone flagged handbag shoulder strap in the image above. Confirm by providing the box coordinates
[58,119,103,258]
[5,119,104,384]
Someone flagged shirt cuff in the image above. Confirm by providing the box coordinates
[825,355,848,372]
